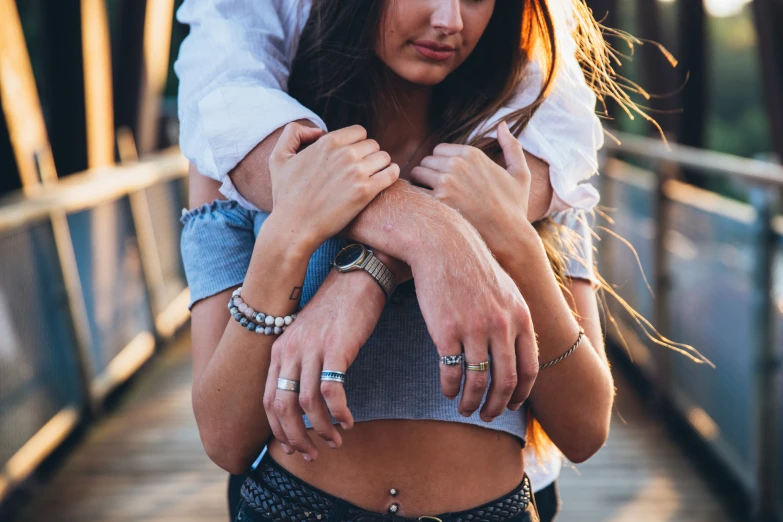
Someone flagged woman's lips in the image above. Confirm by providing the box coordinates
[412,40,455,62]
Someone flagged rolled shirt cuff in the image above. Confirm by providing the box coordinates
[198,85,327,211]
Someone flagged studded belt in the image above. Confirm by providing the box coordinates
[238,455,538,522]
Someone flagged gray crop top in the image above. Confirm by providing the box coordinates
[180,200,595,444]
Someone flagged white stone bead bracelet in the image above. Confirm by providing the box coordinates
[228,287,297,335]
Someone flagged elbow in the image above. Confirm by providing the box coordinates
[200,429,257,475]
[193,390,257,475]
[560,420,610,464]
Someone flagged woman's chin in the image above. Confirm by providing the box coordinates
[398,70,451,87]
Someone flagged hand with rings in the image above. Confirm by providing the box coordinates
[262,268,389,461]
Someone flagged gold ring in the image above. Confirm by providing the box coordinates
[466,361,489,371]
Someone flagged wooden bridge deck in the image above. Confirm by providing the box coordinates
[14,332,733,522]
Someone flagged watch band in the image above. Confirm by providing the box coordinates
[360,252,397,299]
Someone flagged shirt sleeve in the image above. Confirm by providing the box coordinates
[550,209,598,286]
[468,0,603,214]
[174,0,325,211]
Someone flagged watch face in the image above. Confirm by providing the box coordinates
[335,244,366,269]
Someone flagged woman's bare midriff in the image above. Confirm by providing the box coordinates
[268,419,525,518]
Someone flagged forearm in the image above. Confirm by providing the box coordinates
[498,227,613,462]
[231,127,551,262]
[192,216,311,473]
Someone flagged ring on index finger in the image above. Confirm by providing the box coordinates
[277,378,300,392]
[439,354,464,366]
[321,370,346,384]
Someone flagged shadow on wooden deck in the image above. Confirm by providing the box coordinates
[12,332,734,522]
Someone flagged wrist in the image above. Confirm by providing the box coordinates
[330,265,389,307]
[373,250,412,283]
[257,212,317,264]
[407,210,482,268]
[491,216,537,266]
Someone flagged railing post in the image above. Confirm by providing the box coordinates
[749,186,779,522]
[652,160,676,399]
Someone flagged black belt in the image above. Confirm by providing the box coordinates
[238,455,537,522]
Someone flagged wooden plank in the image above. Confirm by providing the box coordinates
[16,333,732,522]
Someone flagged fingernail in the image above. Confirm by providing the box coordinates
[459,410,471,418]
[303,453,313,462]
[327,441,338,449]
[340,422,350,430]
[482,415,496,423]
[509,403,523,411]
[281,444,293,454]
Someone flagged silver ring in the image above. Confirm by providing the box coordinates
[439,354,463,366]
[466,361,490,372]
[277,378,300,392]
[321,370,346,384]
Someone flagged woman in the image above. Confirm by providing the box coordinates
[181,0,613,520]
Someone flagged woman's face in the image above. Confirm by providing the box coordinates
[376,0,496,86]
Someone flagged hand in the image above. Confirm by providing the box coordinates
[269,123,400,251]
[408,210,538,421]
[410,121,531,262]
[263,269,387,461]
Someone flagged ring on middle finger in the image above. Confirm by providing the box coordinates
[277,378,300,392]
[321,370,346,384]
[439,354,464,366]
[466,360,490,372]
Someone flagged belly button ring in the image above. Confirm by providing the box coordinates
[390,488,398,496]
[388,503,400,514]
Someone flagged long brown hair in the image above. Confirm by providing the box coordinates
[288,0,557,156]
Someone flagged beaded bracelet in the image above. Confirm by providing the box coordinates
[228,287,297,336]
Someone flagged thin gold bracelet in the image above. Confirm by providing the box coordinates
[538,327,585,370]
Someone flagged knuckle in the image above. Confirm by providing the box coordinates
[273,399,289,417]
[287,437,306,450]
[353,182,373,200]
[345,148,361,162]
[330,405,349,419]
[298,393,314,410]
[321,382,340,400]
[466,317,486,334]
[350,124,368,138]
[468,377,488,394]
[500,375,518,393]
[263,394,275,411]
[520,360,539,381]
[314,428,332,440]
[491,313,510,332]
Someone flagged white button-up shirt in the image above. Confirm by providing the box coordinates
[174,0,603,213]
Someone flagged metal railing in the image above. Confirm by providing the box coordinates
[599,132,783,522]
[0,148,189,503]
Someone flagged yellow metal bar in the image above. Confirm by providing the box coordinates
[0,407,80,502]
[137,0,176,154]
[80,0,115,168]
[0,149,187,234]
[0,0,58,189]
[92,330,156,401]
[155,288,191,339]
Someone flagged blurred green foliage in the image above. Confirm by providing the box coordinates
[614,0,772,160]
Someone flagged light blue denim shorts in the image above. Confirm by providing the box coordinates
[179,199,343,309]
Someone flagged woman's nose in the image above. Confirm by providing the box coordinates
[431,0,464,35]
